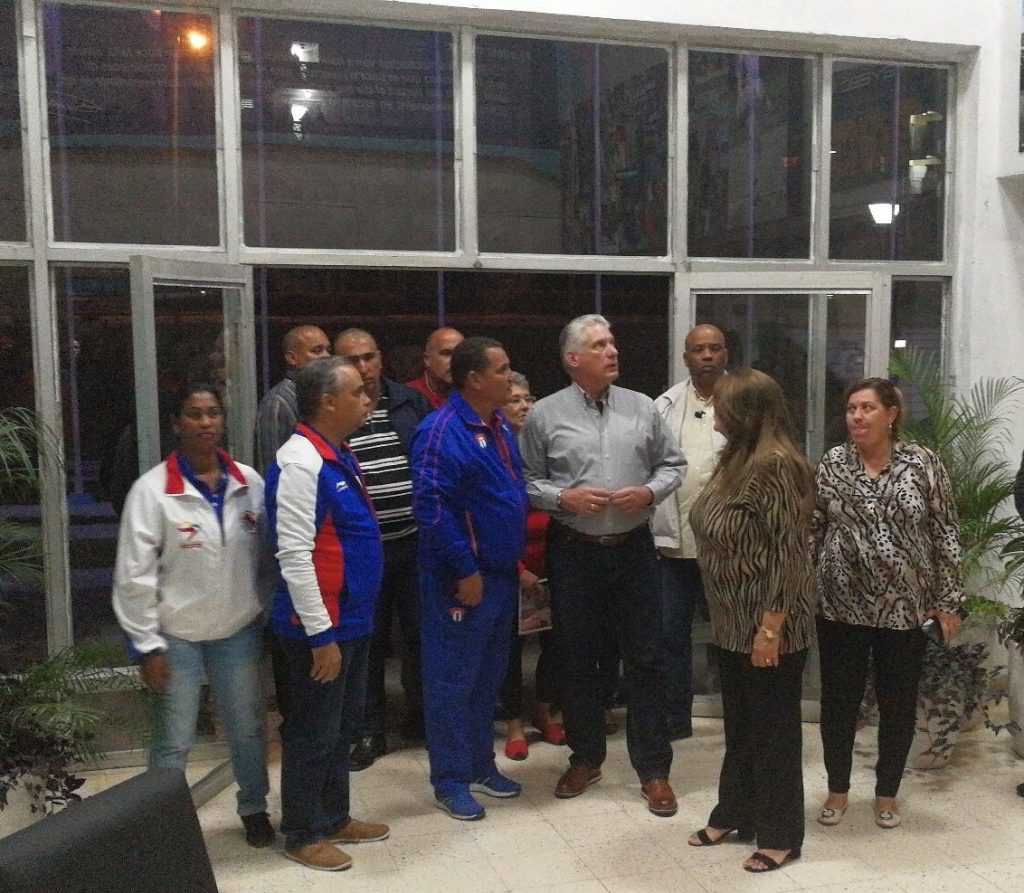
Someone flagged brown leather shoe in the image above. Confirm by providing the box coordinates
[284,841,353,871]
[555,765,602,799]
[641,778,678,817]
[326,818,390,844]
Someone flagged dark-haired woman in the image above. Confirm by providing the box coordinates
[687,368,816,874]
[813,377,963,830]
[112,383,273,848]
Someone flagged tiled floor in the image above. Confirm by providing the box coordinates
[125,716,1024,893]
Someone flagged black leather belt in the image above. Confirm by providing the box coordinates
[551,520,643,547]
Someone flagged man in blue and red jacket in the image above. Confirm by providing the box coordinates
[265,356,389,873]
[411,336,529,821]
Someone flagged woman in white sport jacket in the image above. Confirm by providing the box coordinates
[112,382,274,848]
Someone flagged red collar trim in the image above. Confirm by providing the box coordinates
[164,450,247,495]
[295,423,347,463]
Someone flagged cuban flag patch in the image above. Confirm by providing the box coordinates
[448,607,464,622]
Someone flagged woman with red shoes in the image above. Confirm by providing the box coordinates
[497,373,566,759]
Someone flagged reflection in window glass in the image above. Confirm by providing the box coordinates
[255,268,442,396]
[238,19,454,251]
[0,1,25,241]
[696,293,810,450]
[56,268,136,652]
[476,37,669,256]
[830,62,947,261]
[0,267,44,670]
[890,278,944,420]
[44,5,218,245]
[253,269,669,403]
[825,293,867,450]
[688,52,812,258]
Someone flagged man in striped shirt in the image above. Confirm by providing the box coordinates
[334,329,432,770]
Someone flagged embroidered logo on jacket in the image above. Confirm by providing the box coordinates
[475,433,487,449]
[336,480,349,491]
[177,521,204,549]
[241,511,258,533]
[448,607,464,622]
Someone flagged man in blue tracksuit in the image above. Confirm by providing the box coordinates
[411,336,529,821]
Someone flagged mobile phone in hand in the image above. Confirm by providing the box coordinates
[921,617,944,645]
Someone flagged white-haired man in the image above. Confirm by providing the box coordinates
[519,314,686,817]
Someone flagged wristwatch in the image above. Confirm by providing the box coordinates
[759,625,778,641]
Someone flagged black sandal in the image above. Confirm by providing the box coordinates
[688,827,754,847]
[743,848,801,873]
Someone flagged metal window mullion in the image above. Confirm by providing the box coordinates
[21,0,72,654]
[807,292,827,459]
[943,65,957,266]
[865,271,892,377]
[128,256,161,472]
[672,41,687,269]
[813,55,834,264]
[457,26,478,261]
[218,0,243,261]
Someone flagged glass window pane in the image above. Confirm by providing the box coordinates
[695,293,810,450]
[253,269,669,404]
[444,274,668,398]
[890,278,944,419]
[688,52,812,259]
[830,62,947,261]
[0,266,44,670]
[238,19,454,251]
[477,37,669,255]
[44,5,218,245]
[0,1,25,242]
[56,267,136,652]
[255,267,442,397]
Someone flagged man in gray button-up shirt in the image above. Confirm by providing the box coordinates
[519,314,686,815]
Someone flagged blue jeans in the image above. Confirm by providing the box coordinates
[277,634,370,851]
[660,557,702,726]
[151,619,269,817]
[547,524,672,780]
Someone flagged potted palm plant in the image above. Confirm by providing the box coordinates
[890,349,1024,768]
[0,406,137,837]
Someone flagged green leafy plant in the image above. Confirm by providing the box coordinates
[891,348,1024,606]
[891,349,1024,765]
[0,406,46,590]
[0,643,137,814]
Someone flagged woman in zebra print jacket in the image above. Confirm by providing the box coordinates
[686,368,816,874]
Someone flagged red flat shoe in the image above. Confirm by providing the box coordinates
[504,738,528,760]
[539,723,567,746]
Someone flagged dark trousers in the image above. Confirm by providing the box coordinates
[709,646,807,852]
[817,617,926,798]
[660,557,702,725]
[498,629,560,720]
[277,634,369,851]
[547,524,671,780]
[357,533,423,737]
[421,565,517,799]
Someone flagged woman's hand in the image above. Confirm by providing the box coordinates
[140,652,171,693]
[751,629,781,669]
[926,609,963,643]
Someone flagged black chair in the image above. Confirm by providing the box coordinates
[0,768,218,893]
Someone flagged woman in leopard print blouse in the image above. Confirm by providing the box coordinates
[812,377,963,831]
